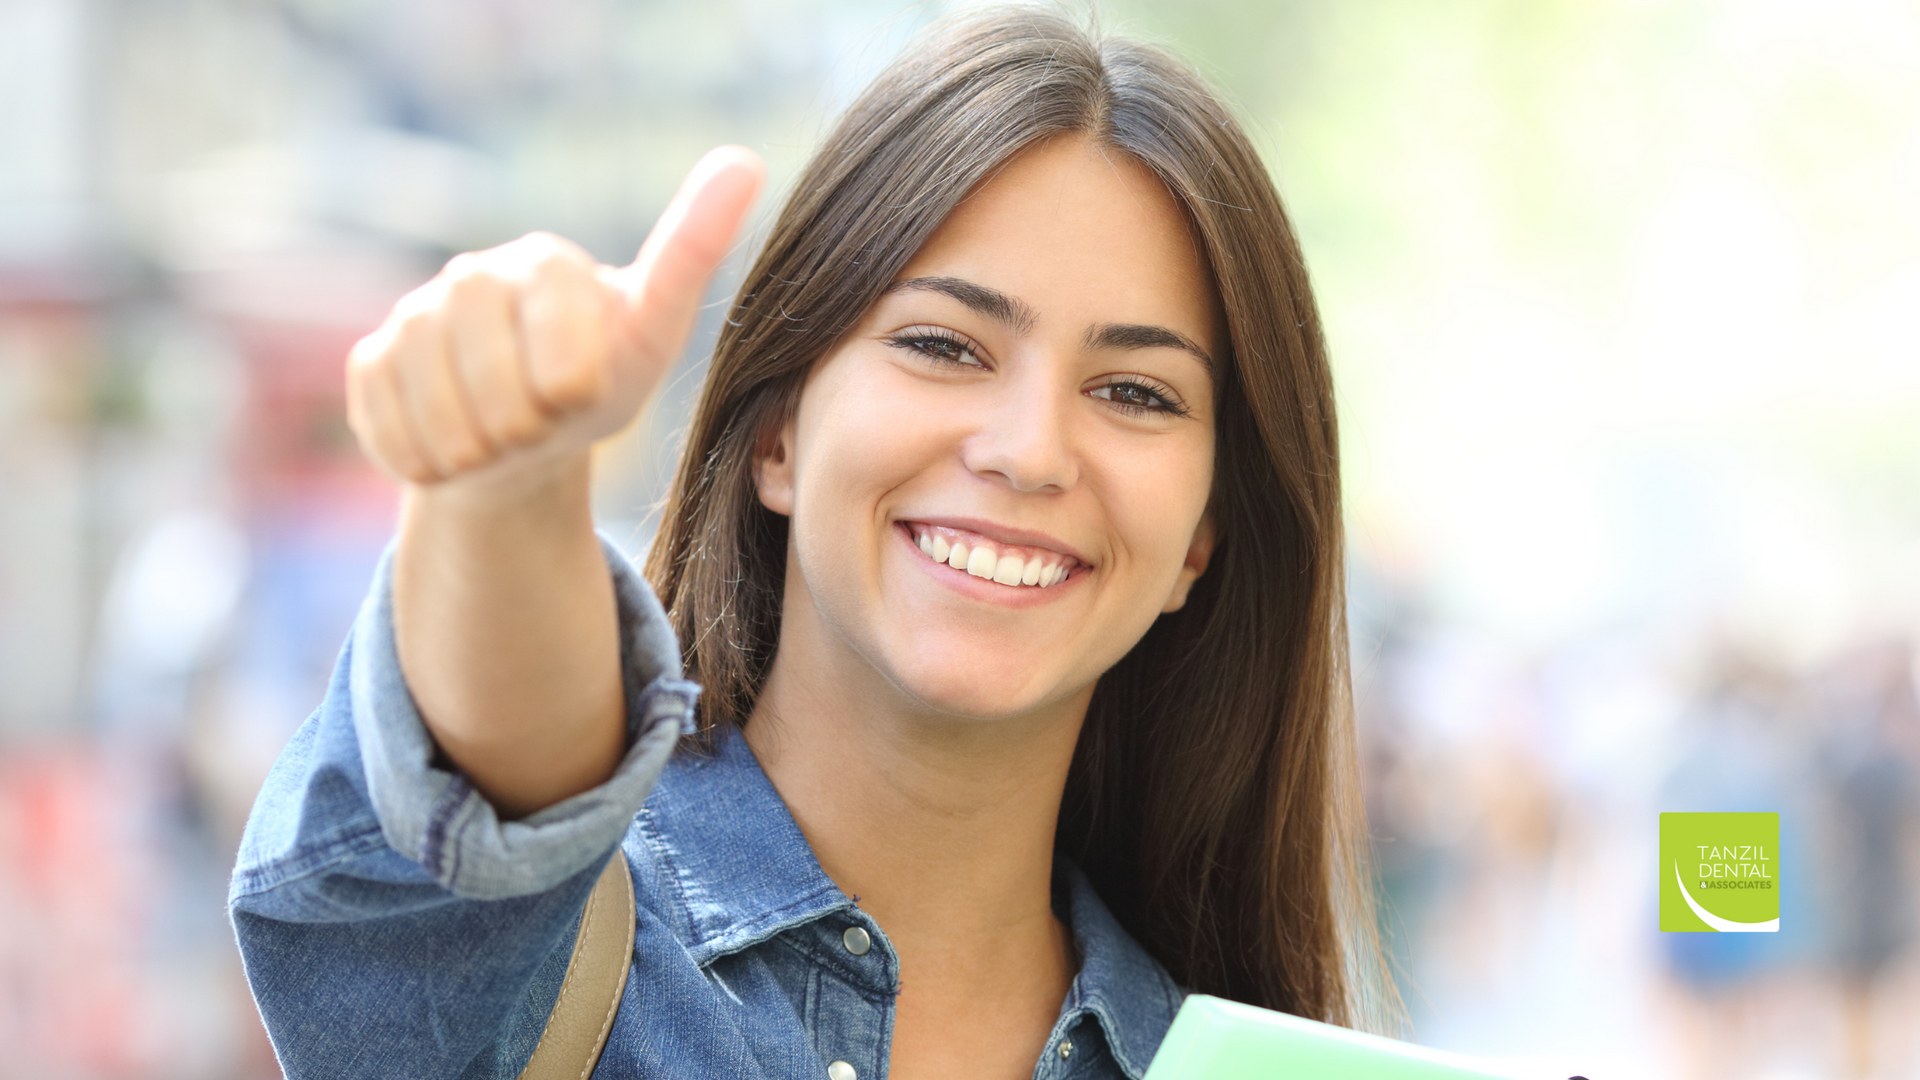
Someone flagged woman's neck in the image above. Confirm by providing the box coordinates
[742,593,1087,1077]
[743,608,1090,946]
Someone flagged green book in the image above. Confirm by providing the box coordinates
[1143,995,1519,1080]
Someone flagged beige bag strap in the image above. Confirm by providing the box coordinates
[519,851,636,1080]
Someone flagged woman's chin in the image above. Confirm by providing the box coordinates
[885,655,1079,723]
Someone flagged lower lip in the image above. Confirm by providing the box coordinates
[894,523,1081,608]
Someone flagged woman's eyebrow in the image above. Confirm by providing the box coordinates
[1085,323,1213,372]
[885,276,1037,334]
[886,275,1212,372]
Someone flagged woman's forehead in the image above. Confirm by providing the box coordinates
[893,134,1218,356]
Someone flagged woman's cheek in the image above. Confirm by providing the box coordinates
[1096,433,1213,585]
[786,352,952,599]
[814,351,950,470]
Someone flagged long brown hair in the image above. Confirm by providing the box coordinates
[644,5,1393,1030]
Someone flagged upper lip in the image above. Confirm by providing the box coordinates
[898,515,1091,566]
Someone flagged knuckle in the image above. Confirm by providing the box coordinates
[522,230,575,255]
[441,436,492,473]
[443,265,502,306]
[509,231,561,261]
[530,364,582,407]
[393,277,446,319]
[442,253,484,287]
[482,392,546,443]
[492,233,589,290]
[345,334,382,376]
[528,256,572,288]
[525,334,606,401]
[443,250,484,277]
[393,305,438,344]
[546,365,605,409]
[495,410,548,447]
[530,241,591,279]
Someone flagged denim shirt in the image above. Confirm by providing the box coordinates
[229,539,1185,1080]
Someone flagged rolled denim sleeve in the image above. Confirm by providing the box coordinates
[229,535,697,1078]
[348,534,697,899]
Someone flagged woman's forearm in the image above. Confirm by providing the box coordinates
[393,455,624,819]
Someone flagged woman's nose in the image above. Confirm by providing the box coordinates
[959,366,1079,493]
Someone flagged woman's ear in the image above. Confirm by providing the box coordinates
[1161,513,1216,613]
[753,415,797,515]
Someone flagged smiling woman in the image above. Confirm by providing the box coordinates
[228,7,1390,1080]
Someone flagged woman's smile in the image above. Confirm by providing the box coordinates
[902,521,1084,589]
[891,520,1086,610]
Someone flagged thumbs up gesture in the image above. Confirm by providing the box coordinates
[347,146,765,490]
[344,148,764,818]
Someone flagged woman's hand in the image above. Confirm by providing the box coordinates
[354,147,764,821]
[347,146,766,491]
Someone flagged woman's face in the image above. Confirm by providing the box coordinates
[757,134,1218,720]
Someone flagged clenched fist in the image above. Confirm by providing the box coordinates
[347,146,766,490]
[364,147,763,820]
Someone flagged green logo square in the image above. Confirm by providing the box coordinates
[1659,812,1779,931]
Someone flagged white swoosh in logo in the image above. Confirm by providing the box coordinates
[1674,861,1779,932]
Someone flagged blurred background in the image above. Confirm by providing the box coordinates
[1,0,1916,1076]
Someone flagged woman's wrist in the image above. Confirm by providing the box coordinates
[401,444,596,528]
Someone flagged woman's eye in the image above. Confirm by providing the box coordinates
[888,331,985,369]
[1090,379,1187,417]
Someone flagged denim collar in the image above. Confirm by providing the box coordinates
[1054,859,1187,1078]
[639,724,1183,1079]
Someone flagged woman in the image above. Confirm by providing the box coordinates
[230,8,1390,1078]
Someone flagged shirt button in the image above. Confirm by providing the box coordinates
[827,1062,857,1080]
[1058,1039,1074,1060]
[841,926,872,956]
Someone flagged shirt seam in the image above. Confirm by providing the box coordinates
[637,797,855,964]
[230,822,391,899]
[422,772,473,881]
[636,805,707,948]
[685,884,853,965]
[1083,999,1148,1080]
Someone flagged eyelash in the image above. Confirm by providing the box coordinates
[1090,377,1191,418]
[884,327,1192,419]
[886,326,985,369]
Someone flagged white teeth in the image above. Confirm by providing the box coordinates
[993,553,1024,585]
[965,546,997,579]
[910,524,1079,588]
